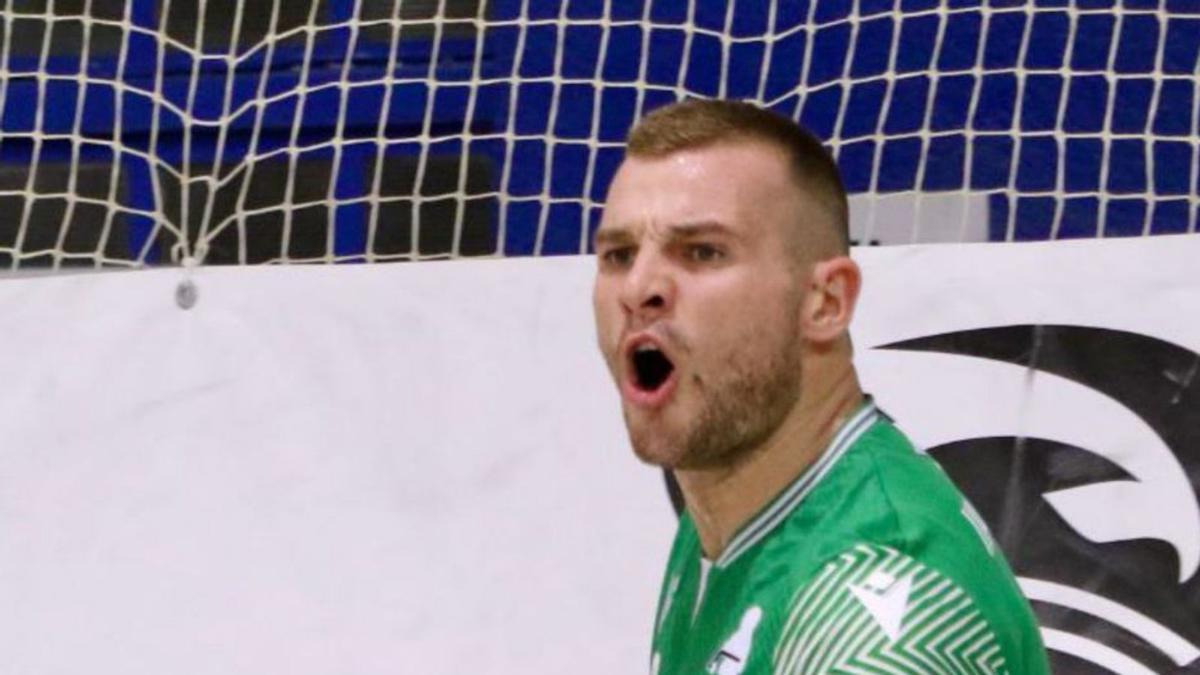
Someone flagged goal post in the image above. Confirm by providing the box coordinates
[0,1,1195,271]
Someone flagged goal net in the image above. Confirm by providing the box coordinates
[0,1,1196,267]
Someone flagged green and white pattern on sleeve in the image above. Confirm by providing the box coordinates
[773,543,1006,675]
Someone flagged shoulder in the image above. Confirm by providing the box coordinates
[770,542,1013,675]
[779,416,1001,577]
[753,419,1048,673]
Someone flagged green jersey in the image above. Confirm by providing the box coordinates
[650,400,1049,675]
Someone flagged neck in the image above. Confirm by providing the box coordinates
[675,360,863,561]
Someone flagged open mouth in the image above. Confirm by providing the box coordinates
[632,344,675,393]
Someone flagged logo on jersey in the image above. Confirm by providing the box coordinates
[848,570,913,641]
[873,325,1200,674]
[707,606,762,675]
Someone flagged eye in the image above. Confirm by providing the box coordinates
[686,243,724,263]
[600,246,635,268]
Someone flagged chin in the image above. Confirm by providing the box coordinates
[629,437,676,467]
[626,426,687,468]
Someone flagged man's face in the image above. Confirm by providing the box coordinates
[592,140,812,469]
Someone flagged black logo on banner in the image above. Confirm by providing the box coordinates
[879,325,1200,675]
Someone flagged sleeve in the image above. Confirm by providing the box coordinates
[770,543,1010,675]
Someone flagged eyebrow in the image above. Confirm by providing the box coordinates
[594,220,736,247]
[668,221,736,239]
[593,227,632,248]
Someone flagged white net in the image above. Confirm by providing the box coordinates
[0,0,1196,270]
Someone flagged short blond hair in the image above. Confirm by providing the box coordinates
[626,99,849,253]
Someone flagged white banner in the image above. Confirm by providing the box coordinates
[2,234,1198,674]
[0,258,673,675]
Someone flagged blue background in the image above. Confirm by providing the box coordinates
[1,0,1197,264]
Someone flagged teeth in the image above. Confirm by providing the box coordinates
[635,344,659,353]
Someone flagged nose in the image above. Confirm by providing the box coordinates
[619,249,675,320]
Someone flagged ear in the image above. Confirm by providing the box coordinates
[801,256,861,344]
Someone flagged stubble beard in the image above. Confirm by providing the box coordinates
[625,322,804,470]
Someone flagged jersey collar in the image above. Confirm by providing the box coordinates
[714,398,880,569]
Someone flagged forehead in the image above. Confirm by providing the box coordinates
[599,141,801,239]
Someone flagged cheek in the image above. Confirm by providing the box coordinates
[702,279,778,322]
[592,288,621,355]
[689,284,799,357]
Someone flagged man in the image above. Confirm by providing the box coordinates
[592,100,1049,675]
